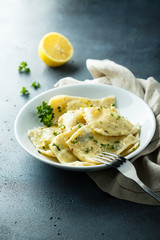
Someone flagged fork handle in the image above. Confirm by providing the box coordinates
[117,161,160,203]
[135,178,160,202]
[119,169,160,202]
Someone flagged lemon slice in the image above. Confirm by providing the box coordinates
[38,32,74,67]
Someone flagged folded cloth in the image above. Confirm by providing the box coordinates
[55,59,160,205]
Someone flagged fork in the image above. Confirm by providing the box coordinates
[95,152,160,202]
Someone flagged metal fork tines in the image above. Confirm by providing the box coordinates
[95,152,160,203]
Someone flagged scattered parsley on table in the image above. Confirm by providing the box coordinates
[18,62,30,73]
[20,87,30,95]
[31,82,40,89]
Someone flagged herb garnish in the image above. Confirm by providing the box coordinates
[78,123,82,128]
[71,140,78,144]
[52,143,61,151]
[18,61,30,73]
[37,101,54,127]
[31,82,40,89]
[89,136,93,140]
[116,115,121,120]
[58,124,65,129]
[84,147,89,153]
[57,106,61,112]
[20,87,30,95]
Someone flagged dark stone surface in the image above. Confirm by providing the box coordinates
[0,0,160,239]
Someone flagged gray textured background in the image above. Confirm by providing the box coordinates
[1,0,160,239]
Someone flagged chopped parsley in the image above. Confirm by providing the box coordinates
[84,147,89,153]
[57,106,61,112]
[78,123,82,128]
[100,143,110,151]
[84,146,93,154]
[116,115,121,120]
[37,101,54,127]
[111,113,114,116]
[18,61,30,73]
[52,143,61,151]
[20,87,30,95]
[58,124,65,129]
[53,132,59,136]
[100,143,107,151]
[89,136,93,140]
[71,140,78,144]
[31,82,40,89]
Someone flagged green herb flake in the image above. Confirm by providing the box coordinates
[52,143,61,151]
[18,61,30,73]
[84,148,89,154]
[116,115,121,120]
[89,136,93,140]
[20,87,30,95]
[100,143,107,151]
[53,132,58,136]
[37,101,54,127]
[111,113,114,116]
[71,140,78,144]
[31,82,40,89]
[78,123,82,128]
[115,140,120,143]
[58,124,65,129]
[57,106,61,112]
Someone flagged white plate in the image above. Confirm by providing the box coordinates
[14,84,156,172]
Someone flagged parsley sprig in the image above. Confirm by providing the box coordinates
[37,101,54,127]
[18,62,30,73]
[31,82,40,89]
[20,87,30,95]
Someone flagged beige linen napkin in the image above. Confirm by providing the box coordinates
[55,59,160,205]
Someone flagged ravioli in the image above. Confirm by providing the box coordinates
[66,125,139,163]
[49,126,81,164]
[28,126,63,157]
[49,95,115,124]
[58,109,86,131]
[83,107,140,136]
[28,95,140,166]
